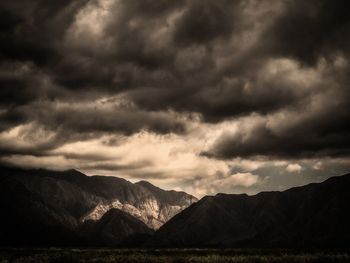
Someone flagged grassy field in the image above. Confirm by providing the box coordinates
[0,248,350,263]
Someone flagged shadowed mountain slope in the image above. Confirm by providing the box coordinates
[80,208,153,246]
[149,173,350,248]
[0,176,83,246]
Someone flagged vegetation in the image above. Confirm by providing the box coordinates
[0,248,350,263]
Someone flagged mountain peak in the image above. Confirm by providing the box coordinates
[136,180,157,188]
[66,168,83,174]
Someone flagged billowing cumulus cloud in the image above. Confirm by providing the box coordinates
[0,0,350,196]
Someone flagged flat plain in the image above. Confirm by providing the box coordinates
[1,248,350,263]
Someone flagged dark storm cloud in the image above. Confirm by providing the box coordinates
[205,73,350,159]
[173,0,239,45]
[38,104,186,135]
[0,0,89,65]
[265,0,350,65]
[205,114,350,159]
[0,0,188,135]
[116,0,349,122]
[1,0,350,162]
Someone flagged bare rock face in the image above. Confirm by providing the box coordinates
[81,181,197,229]
[82,199,193,229]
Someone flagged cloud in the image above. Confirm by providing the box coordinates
[2,0,349,126]
[286,163,302,173]
[184,171,261,197]
[264,0,350,65]
[204,56,350,159]
[222,172,259,187]
[173,0,238,45]
[313,161,323,170]
[0,0,350,195]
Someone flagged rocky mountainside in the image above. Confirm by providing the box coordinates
[79,178,197,229]
[0,165,197,246]
[80,209,154,246]
[149,173,350,248]
[1,166,197,229]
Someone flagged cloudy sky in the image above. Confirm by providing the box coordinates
[1,0,350,197]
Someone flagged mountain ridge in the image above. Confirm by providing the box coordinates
[0,165,197,229]
[2,164,349,248]
[0,165,197,246]
[148,173,350,248]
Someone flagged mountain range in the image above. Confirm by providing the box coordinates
[1,165,349,248]
[149,173,350,248]
[0,166,197,246]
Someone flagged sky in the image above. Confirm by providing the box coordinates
[0,0,350,197]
